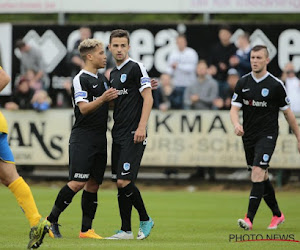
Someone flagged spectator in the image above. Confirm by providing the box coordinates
[184,60,219,110]
[167,34,198,108]
[208,25,237,94]
[25,69,43,90]
[31,90,52,112]
[229,33,252,77]
[67,26,92,78]
[214,68,240,110]
[153,73,182,111]
[15,40,49,89]
[281,62,300,113]
[5,77,35,110]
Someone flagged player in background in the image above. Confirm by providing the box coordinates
[230,45,300,230]
[106,29,154,240]
[46,39,118,239]
[0,66,50,249]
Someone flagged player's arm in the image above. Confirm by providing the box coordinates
[230,105,244,136]
[230,80,244,136]
[78,88,118,115]
[282,107,300,153]
[0,67,11,92]
[134,87,153,143]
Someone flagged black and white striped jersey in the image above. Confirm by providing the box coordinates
[71,69,110,133]
[231,71,290,143]
[110,58,151,142]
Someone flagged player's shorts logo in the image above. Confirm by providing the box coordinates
[120,74,127,83]
[123,162,130,171]
[263,154,269,162]
[261,88,269,97]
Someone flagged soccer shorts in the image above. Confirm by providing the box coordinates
[69,131,107,184]
[111,137,146,182]
[244,134,278,170]
[0,132,15,164]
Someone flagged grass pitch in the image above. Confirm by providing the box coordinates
[0,182,299,249]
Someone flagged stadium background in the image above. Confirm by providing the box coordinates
[0,1,300,248]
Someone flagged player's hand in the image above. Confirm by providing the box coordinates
[234,124,244,136]
[134,126,146,144]
[102,88,118,102]
[150,78,158,90]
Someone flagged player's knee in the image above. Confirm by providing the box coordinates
[251,166,265,182]
[116,179,131,188]
[68,181,85,192]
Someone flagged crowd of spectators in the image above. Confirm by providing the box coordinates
[1,25,299,113]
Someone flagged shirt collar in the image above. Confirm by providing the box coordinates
[116,58,131,70]
[251,71,269,83]
[81,69,98,78]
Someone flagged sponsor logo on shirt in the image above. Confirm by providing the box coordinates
[118,88,129,95]
[104,82,109,90]
[285,97,291,104]
[75,91,87,99]
[232,93,238,101]
[243,99,267,107]
[140,77,150,86]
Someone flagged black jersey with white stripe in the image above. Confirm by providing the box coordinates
[71,69,110,134]
[231,72,290,145]
[109,58,151,142]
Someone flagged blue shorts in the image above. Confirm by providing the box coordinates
[0,132,15,163]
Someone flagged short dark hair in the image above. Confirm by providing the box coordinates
[219,25,232,33]
[109,29,130,44]
[251,45,269,57]
[15,39,26,49]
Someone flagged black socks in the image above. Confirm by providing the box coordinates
[247,181,264,223]
[263,179,281,217]
[48,184,76,223]
[81,190,98,232]
[118,182,149,232]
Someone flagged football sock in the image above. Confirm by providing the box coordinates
[124,182,149,221]
[81,190,98,232]
[8,177,42,227]
[118,187,132,232]
[247,181,264,223]
[263,179,281,217]
[48,184,76,223]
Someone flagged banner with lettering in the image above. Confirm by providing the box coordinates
[2,109,300,168]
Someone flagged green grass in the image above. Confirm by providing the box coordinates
[0,184,299,249]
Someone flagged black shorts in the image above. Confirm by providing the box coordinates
[243,135,278,170]
[111,137,146,182]
[69,131,107,184]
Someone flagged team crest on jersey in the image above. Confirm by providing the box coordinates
[263,154,269,162]
[123,162,130,171]
[261,88,269,97]
[120,74,127,83]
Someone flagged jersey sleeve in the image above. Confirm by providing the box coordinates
[73,75,89,105]
[133,62,151,93]
[231,79,243,108]
[277,81,290,111]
